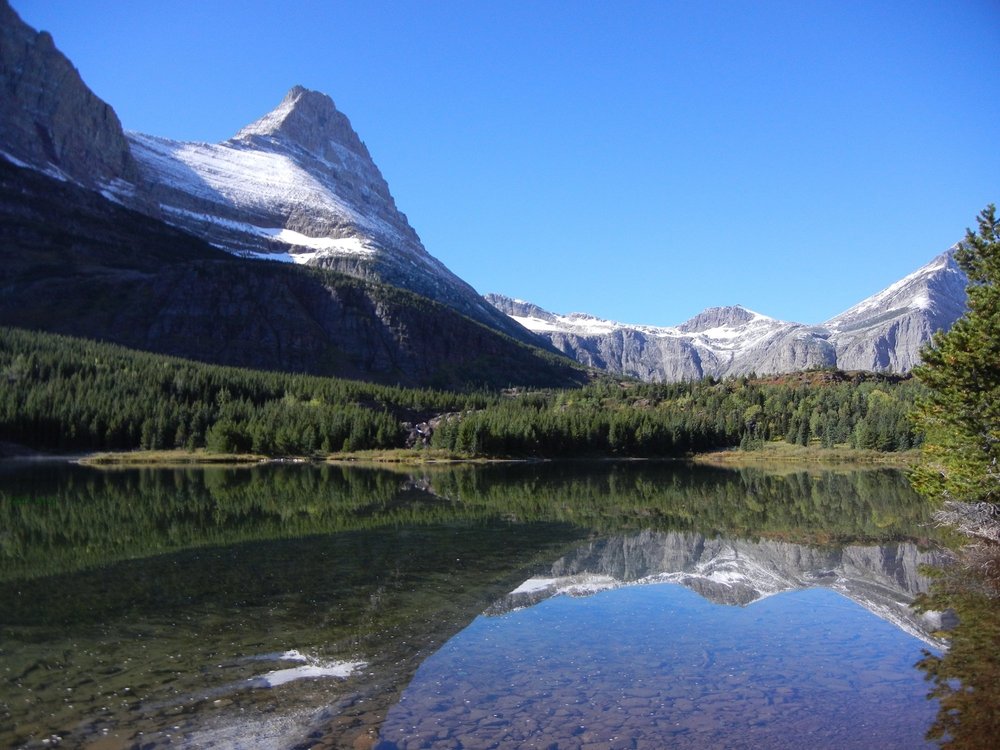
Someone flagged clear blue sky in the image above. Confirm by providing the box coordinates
[13,0,1000,326]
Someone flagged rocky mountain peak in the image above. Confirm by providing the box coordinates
[0,0,138,190]
[678,305,759,333]
[825,248,967,332]
[231,85,372,162]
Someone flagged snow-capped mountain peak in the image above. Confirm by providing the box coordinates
[486,246,968,381]
[126,89,535,344]
[825,249,966,331]
[232,86,373,163]
[677,305,771,333]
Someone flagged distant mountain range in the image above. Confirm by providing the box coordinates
[0,0,969,387]
[487,249,967,381]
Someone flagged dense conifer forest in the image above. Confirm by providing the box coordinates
[1,326,922,458]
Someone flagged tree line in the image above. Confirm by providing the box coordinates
[430,372,923,457]
[1,326,922,458]
[0,326,489,455]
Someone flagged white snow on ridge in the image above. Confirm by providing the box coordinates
[0,149,32,169]
[511,304,791,359]
[826,249,958,327]
[511,312,683,339]
[265,228,374,255]
[1,147,72,183]
[160,203,377,264]
[128,132,406,251]
[235,94,300,141]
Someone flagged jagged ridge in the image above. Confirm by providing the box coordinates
[487,249,968,381]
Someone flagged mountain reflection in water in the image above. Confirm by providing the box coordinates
[379,582,939,750]
[0,461,945,749]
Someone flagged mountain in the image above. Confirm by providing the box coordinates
[0,156,585,389]
[487,296,838,381]
[0,1,583,389]
[0,1,583,388]
[825,250,968,371]
[487,530,953,647]
[127,86,536,346]
[487,249,967,381]
[0,0,147,208]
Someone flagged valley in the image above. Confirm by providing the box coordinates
[1,2,997,748]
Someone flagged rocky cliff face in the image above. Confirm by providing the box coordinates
[489,530,951,646]
[487,250,967,381]
[127,87,537,346]
[0,0,141,200]
[826,250,968,371]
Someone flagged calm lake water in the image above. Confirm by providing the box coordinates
[0,460,945,749]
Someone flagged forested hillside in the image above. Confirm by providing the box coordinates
[1,327,922,458]
[0,327,488,455]
[430,371,922,457]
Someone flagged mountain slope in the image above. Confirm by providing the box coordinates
[488,249,967,381]
[0,156,585,389]
[0,1,581,387]
[826,249,968,371]
[0,0,146,207]
[127,86,537,346]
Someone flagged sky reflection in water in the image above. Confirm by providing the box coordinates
[379,584,938,750]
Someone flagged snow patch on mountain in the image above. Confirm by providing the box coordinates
[129,132,399,251]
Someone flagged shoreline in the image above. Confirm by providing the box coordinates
[692,444,920,469]
[59,444,924,470]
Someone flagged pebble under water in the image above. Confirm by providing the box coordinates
[377,584,939,750]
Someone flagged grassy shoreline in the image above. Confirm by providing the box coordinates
[692,442,921,468]
[77,449,271,466]
[70,443,922,469]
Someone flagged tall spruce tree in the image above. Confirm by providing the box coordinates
[910,205,1000,749]
[912,204,1000,510]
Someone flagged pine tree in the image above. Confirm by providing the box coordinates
[910,205,1000,749]
[912,204,1000,507]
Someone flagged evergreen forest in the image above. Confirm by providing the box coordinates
[1,325,921,458]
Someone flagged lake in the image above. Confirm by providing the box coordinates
[0,460,946,749]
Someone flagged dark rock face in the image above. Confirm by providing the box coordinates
[0,0,138,191]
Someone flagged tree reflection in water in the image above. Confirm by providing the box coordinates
[915,539,1000,748]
